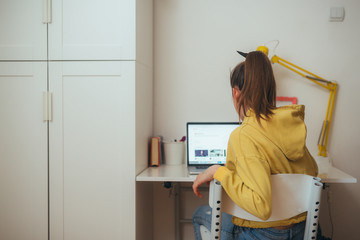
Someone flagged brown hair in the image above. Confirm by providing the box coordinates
[230,51,277,122]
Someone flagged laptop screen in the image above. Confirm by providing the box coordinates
[186,122,240,166]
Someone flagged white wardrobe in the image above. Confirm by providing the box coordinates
[0,1,153,239]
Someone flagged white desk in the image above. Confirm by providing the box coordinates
[136,164,357,183]
[136,164,356,240]
[136,164,194,182]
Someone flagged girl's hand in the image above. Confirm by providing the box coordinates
[192,165,221,198]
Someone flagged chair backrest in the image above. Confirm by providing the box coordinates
[209,174,322,240]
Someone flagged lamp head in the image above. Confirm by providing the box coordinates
[236,51,248,58]
[256,46,269,56]
[237,46,270,58]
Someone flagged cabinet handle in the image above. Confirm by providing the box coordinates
[43,92,53,121]
[42,0,52,23]
[48,0,52,23]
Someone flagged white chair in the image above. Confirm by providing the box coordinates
[204,174,322,240]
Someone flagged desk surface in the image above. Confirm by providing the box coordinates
[136,164,357,184]
[136,164,196,182]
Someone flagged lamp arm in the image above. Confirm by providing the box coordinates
[271,55,334,90]
[269,54,337,157]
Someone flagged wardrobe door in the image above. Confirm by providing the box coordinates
[0,62,48,240]
[48,0,135,61]
[0,0,47,60]
[49,61,136,240]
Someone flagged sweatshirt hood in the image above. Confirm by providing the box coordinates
[243,105,307,161]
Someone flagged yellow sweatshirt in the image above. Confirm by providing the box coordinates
[214,105,318,228]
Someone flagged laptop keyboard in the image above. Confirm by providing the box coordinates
[195,166,207,169]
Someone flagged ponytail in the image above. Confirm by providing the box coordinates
[230,51,276,122]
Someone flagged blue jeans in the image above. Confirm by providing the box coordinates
[192,205,305,240]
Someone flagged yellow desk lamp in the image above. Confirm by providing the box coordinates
[240,46,337,157]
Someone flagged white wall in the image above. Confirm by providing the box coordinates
[153,0,360,239]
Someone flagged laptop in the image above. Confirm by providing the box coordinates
[187,122,240,175]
